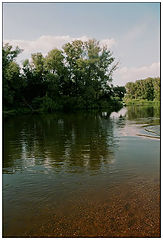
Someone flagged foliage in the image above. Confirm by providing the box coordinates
[3,40,121,113]
[112,86,126,101]
[125,77,160,103]
[3,44,23,109]
[4,41,159,114]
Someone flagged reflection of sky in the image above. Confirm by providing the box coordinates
[118,123,142,137]
[110,107,160,139]
[110,108,127,118]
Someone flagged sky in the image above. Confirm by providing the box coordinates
[3,2,160,86]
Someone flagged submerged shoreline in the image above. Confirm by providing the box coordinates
[4,179,160,237]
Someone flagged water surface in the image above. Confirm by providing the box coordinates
[3,105,160,237]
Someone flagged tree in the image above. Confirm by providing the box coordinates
[63,40,84,96]
[125,82,136,99]
[45,49,66,97]
[3,39,120,112]
[22,54,46,107]
[3,44,23,108]
[113,86,126,101]
[63,39,118,107]
[153,77,160,101]
[125,77,160,102]
[31,53,45,75]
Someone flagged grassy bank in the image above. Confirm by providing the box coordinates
[124,99,160,106]
[3,108,34,117]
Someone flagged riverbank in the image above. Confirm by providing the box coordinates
[124,99,160,106]
[3,101,123,118]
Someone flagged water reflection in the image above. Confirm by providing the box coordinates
[110,108,127,119]
[3,105,160,175]
[3,105,160,237]
[4,112,119,174]
[127,105,160,121]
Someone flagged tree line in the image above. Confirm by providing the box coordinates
[3,39,126,113]
[125,77,160,102]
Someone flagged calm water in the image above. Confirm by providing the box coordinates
[3,106,160,237]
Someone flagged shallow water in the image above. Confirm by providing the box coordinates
[3,105,160,237]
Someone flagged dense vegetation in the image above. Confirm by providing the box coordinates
[124,77,160,104]
[3,39,126,114]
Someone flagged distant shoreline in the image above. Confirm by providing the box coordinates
[124,99,160,106]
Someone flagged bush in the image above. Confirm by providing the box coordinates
[40,96,62,112]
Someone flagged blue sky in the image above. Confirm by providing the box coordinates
[3,2,160,86]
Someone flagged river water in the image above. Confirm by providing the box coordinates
[3,105,160,237]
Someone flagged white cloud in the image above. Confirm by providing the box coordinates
[124,23,147,42]
[113,62,160,86]
[99,38,116,49]
[5,35,159,87]
[3,35,116,64]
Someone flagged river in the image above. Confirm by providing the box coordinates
[3,105,160,237]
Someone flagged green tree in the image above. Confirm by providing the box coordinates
[125,82,136,99]
[3,44,23,109]
[125,77,160,102]
[22,54,46,107]
[113,86,126,101]
[63,40,84,96]
[153,77,160,101]
[3,39,120,113]
[45,48,66,97]
[63,39,117,108]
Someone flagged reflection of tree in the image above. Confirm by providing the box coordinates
[127,105,160,120]
[114,116,126,130]
[153,106,161,119]
[4,112,118,174]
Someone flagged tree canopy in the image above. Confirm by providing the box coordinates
[125,77,160,101]
[3,39,123,113]
[4,40,159,114]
